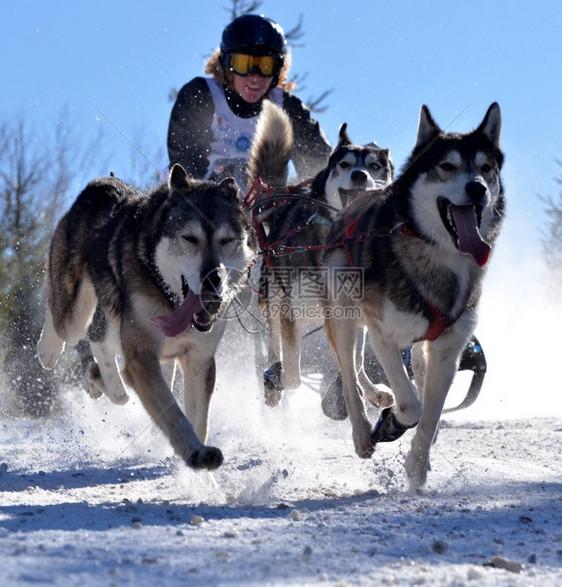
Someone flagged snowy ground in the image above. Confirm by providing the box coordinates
[1,306,561,587]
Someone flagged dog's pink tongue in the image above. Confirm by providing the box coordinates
[451,205,491,267]
[151,291,212,337]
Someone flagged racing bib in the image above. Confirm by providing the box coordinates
[205,78,283,181]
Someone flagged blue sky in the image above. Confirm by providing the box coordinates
[2,0,561,248]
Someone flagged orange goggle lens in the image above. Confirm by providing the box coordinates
[229,53,279,77]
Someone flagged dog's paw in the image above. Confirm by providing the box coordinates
[82,362,104,399]
[405,451,430,491]
[356,444,376,459]
[352,420,376,459]
[264,387,283,408]
[364,386,394,409]
[37,331,65,370]
[371,408,418,443]
[321,375,348,420]
[187,446,224,470]
[264,361,283,408]
[85,362,129,405]
[108,391,129,405]
[353,436,376,459]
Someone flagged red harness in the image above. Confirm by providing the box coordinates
[419,302,452,341]
[244,178,319,284]
[339,195,454,342]
[245,179,455,341]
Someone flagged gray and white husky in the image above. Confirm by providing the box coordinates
[37,165,256,470]
[247,102,394,407]
[322,103,505,489]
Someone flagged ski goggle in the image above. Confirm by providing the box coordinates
[228,53,281,77]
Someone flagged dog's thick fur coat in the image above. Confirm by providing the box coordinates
[38,165,256,470]
[247,102,394,406]
[322,103,505,489]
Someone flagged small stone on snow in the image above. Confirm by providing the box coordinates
[484,555,525,574]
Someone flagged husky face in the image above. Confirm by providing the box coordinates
[324,124,394,211]
[405,103,504,267]
[154,166,256,331]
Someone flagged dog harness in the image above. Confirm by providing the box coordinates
[244,177,340,297]
[338,197,457,342]
[205,78,283,181]
[246,180,461,341]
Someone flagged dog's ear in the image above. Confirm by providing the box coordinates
[218,177,243,202]
[219,177,238,193]
[477,102,501,148]
[337,123,352,147]
[169,163,194,193]
[380,149,395,179]
[415,105,441,149]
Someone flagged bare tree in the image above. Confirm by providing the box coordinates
[0,112,105,416]
[223,0,263,20]
[0,119,55,416]
[541,159,562,289]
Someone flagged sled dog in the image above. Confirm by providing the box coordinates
[37,165,256,470]
[322,103,504,489]
[247,102,394,407]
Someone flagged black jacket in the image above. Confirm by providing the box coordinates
[167,77,331,182]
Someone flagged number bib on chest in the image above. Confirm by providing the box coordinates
[205,78,283,180]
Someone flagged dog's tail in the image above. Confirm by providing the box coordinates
[247,101,293,190]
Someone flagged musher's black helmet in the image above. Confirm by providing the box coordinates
[221,14,287,59]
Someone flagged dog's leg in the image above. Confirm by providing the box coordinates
[88,341,129,405]
[357,328,394,408]
[177,344,218,444]
[405,329,469,490]
[410,342,427,397]
[39,277,98,370]
[280,312,302,390]
[122,337,223,471]
[37,307,66,369]
[366,328,423,442]
[75,339,103,400]
[263,304,284,407]
[325,314,374,458]
[266,303,282,366]
[54,279,98,346]
[322,327,393,419]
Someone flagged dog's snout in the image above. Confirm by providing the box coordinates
[465,180,487,202]
[202,268,222,294]
[351,169,369,186]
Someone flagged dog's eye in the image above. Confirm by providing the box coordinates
[220,237,236,247]
[182,235,198,245]
[369,163,381,171]
[439,162,456,172]
[339,161,352,170]
[480,163,493,173]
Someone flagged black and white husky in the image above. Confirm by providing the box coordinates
[247,102,394,407]
[37,165,256,470]
[322,103,505,489]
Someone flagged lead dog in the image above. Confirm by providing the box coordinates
[323,103,504,489]
[37,165,256,470]
[247,102,394,407]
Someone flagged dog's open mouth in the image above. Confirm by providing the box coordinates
[338,187,367,208]
[437,197,490,267]
[192,297,222,332]
[151,285,222,337]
